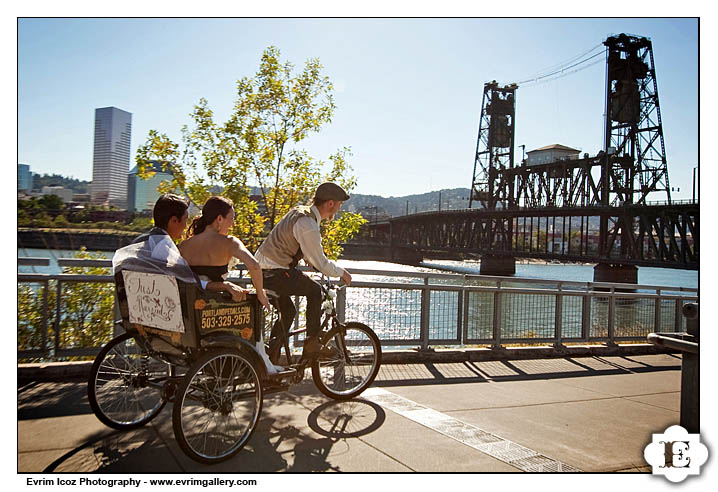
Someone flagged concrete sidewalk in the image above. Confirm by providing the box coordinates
[18,354,682,473]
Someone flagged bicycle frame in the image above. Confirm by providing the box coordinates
[265,275,344,370]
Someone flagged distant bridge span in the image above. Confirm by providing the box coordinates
[352,202,698,275]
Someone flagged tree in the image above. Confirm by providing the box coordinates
[18,248,114,360]
[136,46,366,255]
[38,194,64,210]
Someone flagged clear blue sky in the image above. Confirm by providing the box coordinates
[18,18,698,199]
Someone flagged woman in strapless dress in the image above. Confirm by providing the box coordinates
[179,196,269,310]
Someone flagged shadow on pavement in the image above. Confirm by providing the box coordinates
[18,380,92,420]
[371,355,681,387]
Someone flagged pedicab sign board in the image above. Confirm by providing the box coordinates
[193,298,256,341]
[122,271,185,333]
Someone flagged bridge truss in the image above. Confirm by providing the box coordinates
[386,203,697,269]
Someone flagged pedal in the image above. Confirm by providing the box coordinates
[267,367,297,381]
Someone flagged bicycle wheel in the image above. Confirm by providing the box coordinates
[173,348,263,464]
[88,332,170,430]
[312,322,382,400]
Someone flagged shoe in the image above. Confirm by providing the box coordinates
[255,340,285,375]
[300,337,340,362]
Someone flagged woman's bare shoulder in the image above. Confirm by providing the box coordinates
[226,235,248,248]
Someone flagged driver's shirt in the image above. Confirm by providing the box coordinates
[255,205,345,278]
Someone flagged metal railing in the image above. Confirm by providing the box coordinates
[18,258,698,359]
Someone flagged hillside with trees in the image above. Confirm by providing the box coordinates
[31,173,89,193]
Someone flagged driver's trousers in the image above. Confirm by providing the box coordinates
[262,268,323,340]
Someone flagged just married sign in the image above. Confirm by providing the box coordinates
[122,271,185,333]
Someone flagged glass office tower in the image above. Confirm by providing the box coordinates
[91,107,132,208]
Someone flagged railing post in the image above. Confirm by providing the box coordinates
[462,289,470,345]
[456,288,463,344]
[607,287,616,346]
[41,279,49,357]
[54,280,62,358]
[337,287,346,324]
[420,277,430,350]
[654,290,662,333]
[554,287,563,348]
[493,283,502,349]
[582,291,591,341]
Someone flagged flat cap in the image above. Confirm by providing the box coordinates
[315,182,350,201]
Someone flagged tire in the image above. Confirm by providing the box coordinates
[88,332,170,430]
[311,322,382,400]
[173,348,263,464]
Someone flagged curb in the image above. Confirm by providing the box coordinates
[18,344,677,382]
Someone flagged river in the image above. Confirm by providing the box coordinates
[18,247,698,289]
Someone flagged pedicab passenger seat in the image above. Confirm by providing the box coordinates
[114,271,263,366]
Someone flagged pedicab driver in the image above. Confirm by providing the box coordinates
[255,182,353,361]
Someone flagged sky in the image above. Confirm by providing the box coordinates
[17,17,699,200]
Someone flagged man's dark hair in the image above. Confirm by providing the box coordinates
[153,194,188,230]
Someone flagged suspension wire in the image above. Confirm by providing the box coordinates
[516,42,604,83]
[514,45,606,86]
[520,57,605,88]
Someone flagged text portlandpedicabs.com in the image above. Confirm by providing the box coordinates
[26,477,258,488]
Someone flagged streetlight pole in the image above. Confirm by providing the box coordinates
[693,167,697,203]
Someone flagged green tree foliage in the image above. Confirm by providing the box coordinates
[31,173,88,194]
[136,46,366,253]
[18,248,114,360]
[38,194,64,210]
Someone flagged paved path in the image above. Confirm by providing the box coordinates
[18,354,682,473]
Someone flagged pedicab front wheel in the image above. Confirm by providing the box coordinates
[311,322,382,400]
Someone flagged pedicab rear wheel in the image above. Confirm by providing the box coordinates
[88,332,170,430]
[172,348,263,464]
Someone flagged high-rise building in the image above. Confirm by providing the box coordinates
[127,161,175,212]
[91,107,132,208]
[18,163,33,192]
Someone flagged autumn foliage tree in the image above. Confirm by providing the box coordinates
[136,46,365,256]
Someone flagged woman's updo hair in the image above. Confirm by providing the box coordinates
[187,196,234,237]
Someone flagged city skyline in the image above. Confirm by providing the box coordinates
[18,18,699,200]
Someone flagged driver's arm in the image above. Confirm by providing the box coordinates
[228,237,270,309]
[295,219,351,285]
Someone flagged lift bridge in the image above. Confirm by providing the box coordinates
[359,34,698,282]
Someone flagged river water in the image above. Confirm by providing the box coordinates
[17,248,698,289]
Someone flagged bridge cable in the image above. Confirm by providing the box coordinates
[513,44,606,87]
[519,56,605,88]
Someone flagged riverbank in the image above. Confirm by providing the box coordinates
[18,228,137,251]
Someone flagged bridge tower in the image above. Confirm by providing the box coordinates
[602,33,671,206]
[597,34,672,283]
[469,81,518,275]
[469,81,518,210]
